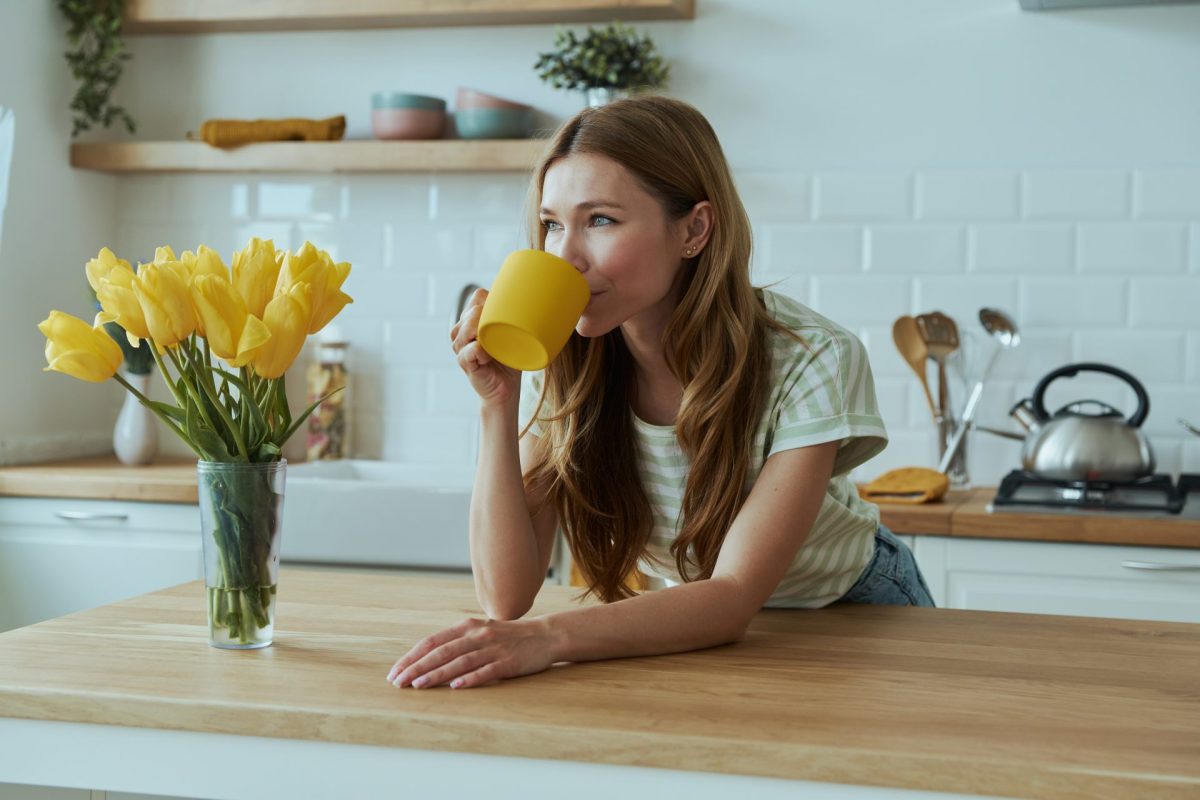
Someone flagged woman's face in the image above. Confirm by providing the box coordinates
[540,153,691,339]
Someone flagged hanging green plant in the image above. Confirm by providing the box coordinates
[58,0,136,137]
[534,21,670,93]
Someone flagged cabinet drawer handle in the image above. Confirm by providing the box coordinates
[54,511,130,522]
[1120,560,1200,572]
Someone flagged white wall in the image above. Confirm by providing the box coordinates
[0,3,122,464]
[14,0,1200,484]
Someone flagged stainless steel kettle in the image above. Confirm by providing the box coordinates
[1008,362,1155,483]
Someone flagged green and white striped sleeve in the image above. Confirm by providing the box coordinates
[767,328,888,477]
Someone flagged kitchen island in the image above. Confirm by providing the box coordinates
[0,570,1196,800]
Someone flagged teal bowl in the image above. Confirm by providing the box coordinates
[454,107,532,139]
[371,92,446,111]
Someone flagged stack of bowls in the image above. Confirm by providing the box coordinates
[371,93,446,140]
[454,88,533,140]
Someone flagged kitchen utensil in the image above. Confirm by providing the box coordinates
[1180,418,1200,437]
[1008,362,1155,482]
[892,316,938,423]
[477,249,589,371]
[936,308,1021,473]
[915,311,959,419]
[971,422,1025,441]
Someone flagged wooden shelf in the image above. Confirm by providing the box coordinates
[69,139,550,174]
[123,0,695,34]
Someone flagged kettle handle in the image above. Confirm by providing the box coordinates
[1030,362,1150,428]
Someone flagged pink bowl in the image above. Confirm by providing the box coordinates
[455,87,530,112]
[371,108,445,140]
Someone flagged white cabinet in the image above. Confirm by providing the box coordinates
[0,497,202,633]
[911,536,1200,623]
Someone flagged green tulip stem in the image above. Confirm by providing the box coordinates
[111,371,204,459]
[149,342,187,410]
[181,344,250,461]
[166,347,217,432]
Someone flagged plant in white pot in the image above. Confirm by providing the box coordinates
[534,21,670,107]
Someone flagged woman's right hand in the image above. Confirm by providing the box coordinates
[450,288,521,407]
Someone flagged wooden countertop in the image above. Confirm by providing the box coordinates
[0,456,198,503]
[1,457,1197,548]
[0,570,1196,799]
[879,489,1200,549]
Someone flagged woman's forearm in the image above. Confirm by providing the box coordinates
[541,576,752,664]
[469,402,543,619]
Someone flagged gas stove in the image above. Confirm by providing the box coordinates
[989,470,1200,518]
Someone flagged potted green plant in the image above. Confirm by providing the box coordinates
[534,21,670,107]
[58,0,136,136]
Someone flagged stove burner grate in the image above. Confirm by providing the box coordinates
[993,470,1191,514]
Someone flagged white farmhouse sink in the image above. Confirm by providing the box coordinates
[282,460,475,570]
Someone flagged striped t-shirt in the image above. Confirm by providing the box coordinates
[519,289,888,608]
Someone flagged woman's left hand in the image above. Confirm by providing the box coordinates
[386,617,559,690]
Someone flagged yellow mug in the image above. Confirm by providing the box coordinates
[477,249,589,371]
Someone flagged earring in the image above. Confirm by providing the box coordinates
[685,247,696,256]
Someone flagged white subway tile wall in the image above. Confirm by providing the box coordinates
[116,167,1200,486]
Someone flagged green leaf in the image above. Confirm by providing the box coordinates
[147,400,186,424]
[183,393,216,461]
[253,442,282,463]
[274,386,341,448]
[273,379,292,437]
[194,427,233,462]
[199,364,270,445]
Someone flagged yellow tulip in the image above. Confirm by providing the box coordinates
[95,281,151,346]
[275,242,353,334]
[251,283,312,379]
[38,311,123,383]
[134,262,197,349]
[84,247,134,295]
[181,245,230,282]
[179,246,228,338]
[232,238,283,319]
[192,274,271,367]
[85,248,148,347]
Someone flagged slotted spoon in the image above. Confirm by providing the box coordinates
[915,311,959,419]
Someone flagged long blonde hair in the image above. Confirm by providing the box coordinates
[522,95,797,603]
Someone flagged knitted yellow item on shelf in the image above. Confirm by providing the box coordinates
[859,467,950,505]
[197,115,346,148]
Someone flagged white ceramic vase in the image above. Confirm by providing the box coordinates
[113,370,157,466]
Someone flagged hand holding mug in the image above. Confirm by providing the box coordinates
[450,250,589,406]
[450,287,521,407]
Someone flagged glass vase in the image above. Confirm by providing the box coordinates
[196,460,286,649]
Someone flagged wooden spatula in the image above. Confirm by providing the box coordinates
[915,311,959,420]
[892,315,939,424]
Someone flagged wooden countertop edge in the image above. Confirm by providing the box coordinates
[0,456,198,504]
[878,489,1200,549]
[0,690,1189,798]
[2,458,1197,548]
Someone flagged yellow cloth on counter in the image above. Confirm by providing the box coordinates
[859,467,949,504]
[197,115,346,148]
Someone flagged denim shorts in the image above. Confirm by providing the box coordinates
[838,524,935,607]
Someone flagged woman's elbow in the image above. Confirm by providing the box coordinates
[476,590,534,621]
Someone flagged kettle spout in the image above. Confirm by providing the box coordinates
[1009,398,1041,433]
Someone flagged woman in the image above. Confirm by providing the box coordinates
[387,95,933,691]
